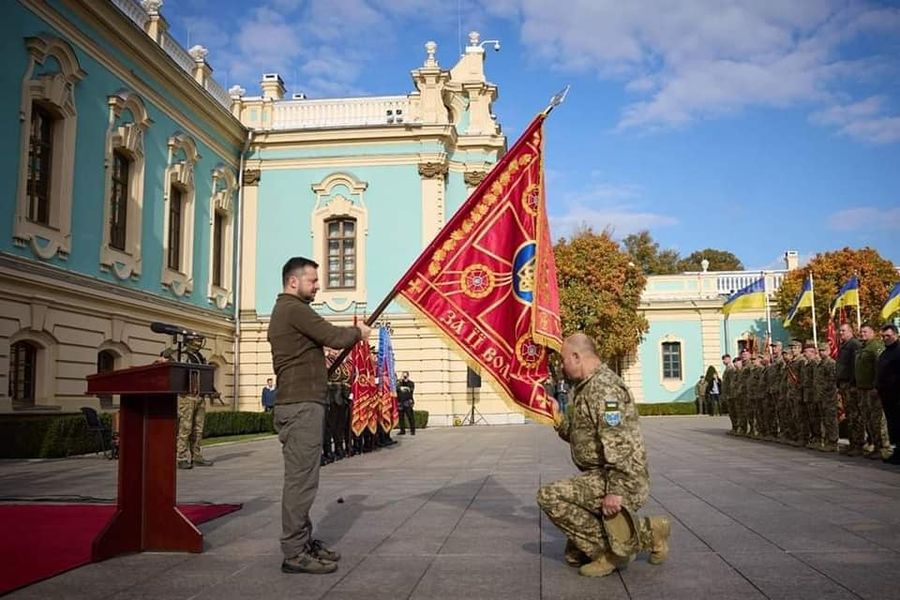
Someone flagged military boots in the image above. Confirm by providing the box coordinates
[647,516,671,565]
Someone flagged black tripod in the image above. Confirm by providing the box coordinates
[461,386,487,425]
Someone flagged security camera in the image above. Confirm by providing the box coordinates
[493,41,501,52]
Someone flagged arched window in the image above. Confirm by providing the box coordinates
[100,91,150,280]
[97,350,117,408]
[325,217,357,289]
[10,342,38,406]
[207,165,236,310]
[161,133,198,297]
[15,36,85,259]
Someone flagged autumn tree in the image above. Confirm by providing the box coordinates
[554,228,649,362]
[775,247,897,341]
[622,230,680,275]
[677,249,743,272]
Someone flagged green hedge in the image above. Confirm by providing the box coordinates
[0,413,113,459]
[637,402,697,416]
[392,410,428,430]
[203,411,274,437]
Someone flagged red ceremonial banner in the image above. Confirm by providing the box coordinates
[394,114,562,422]
[826,318,839,359]
[350,342,379,436]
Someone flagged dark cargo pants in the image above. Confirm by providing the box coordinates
[275,402,325,559]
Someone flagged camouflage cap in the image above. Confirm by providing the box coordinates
[789,340,802,348]
[602,506,640,558]
[817,342,830,352]
[803,340,817,350]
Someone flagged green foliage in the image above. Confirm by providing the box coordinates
[622,231,744,275]
[554,228,649,362]
[622,230,680,275]
[637,402,697,416]
[677,249,743,272]
[203,411,274,437]
[775,247,896,341]
[0,413,112,458]
[393,410,429,430]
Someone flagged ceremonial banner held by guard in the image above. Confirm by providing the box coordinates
[376,327,399,430]
[393,114,562,422]
[350,340,379,436]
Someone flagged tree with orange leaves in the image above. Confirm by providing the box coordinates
[775,247,896,341]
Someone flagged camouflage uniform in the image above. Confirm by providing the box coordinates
[537,365,654,561]
[784,355,805,445]
[721,366,736,432]
[733,366,748,435]
[749,361,767,438]
[800,354,818,445]
[855,338,890,456]
[161,344,211,467]
[177,395,207,463]
[764,358,783,440]
[814,349,838,450]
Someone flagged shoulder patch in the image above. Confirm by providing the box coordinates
[604,397,622,426]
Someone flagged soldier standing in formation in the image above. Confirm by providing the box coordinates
[855,324,891,459]
[836,324,864,455]
[721,354,736,433]
[537,333,671,578]
[801,343,821,449]
[814,342,839,451]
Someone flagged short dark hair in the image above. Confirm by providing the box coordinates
[882,324,899,334]
[282,256,318,286]
[721,353,731,360]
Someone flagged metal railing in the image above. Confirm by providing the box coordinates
[271,96,411,129]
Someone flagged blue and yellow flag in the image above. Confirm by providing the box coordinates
[831,276,860,315]
[882,282,900,320]
[783,275,814,327]
[722,277,766,316]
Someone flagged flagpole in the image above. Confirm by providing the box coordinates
[762,271,772,354]
[810,273,819,347]
[855,272,862,330]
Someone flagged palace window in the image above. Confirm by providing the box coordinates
[109,151,130,251]
[326,218,356,289]
[15,36,84,259]
[212,211,224,287]
[167,185,183,271]
[161,133,198,297]
[27,104,54,225]
[97,350,117,408]
[10,342,37,406]
[662,341,682,380]
[100,91,149,279]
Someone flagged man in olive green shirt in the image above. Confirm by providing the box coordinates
[267,256,370,574]
[855,324,890,459]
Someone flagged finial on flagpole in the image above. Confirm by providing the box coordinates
[542,85,570,116]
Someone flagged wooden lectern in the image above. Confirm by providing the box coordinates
[86,362,215,561]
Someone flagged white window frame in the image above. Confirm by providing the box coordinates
[207,165,236,310]
[311,173,368,312]
[14,36,85,260]
[658,335,685,392]
[100,91,150,280]
[161,133,199,297]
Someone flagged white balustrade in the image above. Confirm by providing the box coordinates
[271,96,411,129]
[110,0,148,28]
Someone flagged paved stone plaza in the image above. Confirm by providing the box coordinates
[3,416,900,599]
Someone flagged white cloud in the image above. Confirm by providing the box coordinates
[811,96,900,144]
[549,179,677,239]
[505,0,900,137]
[827,206,900,231]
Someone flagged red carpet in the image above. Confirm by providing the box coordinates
[0,503,241,595]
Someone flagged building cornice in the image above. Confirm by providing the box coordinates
[0,253,234,332]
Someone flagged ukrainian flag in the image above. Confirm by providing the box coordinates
[783,275,814,327]
[831,276,860,314]
[722,277,766,316]
[882,282,900,320]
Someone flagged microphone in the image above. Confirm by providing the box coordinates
[150,322,201,338]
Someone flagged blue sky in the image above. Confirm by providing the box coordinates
[163,0,900,270]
